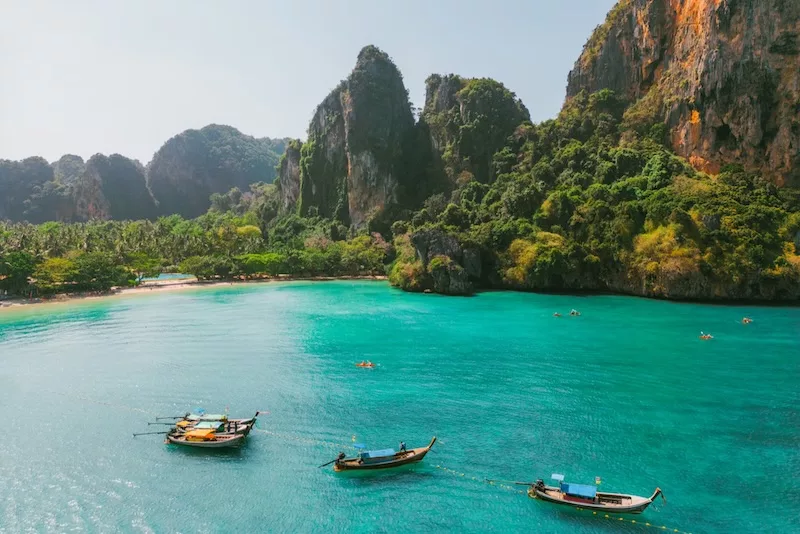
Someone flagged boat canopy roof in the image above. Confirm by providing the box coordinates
[187,414,227,421]
[561,483,597,499]
[193,421,224,430]
[360,448,395,459]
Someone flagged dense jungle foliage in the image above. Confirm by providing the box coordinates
[1,77,799,300]
[389,89,800,299]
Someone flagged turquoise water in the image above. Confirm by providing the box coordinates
[0,281,797,533]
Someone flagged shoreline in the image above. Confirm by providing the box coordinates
[2,275,796,314]
[0,275,389,313]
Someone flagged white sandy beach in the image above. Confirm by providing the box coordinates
[0,275,388,313]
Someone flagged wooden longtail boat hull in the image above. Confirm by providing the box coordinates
[174,423,253,436]
[333,437,436,472]
[183,413,259,425]
[166,432,246,448]
[174,412,259,436]
[528,484,662,514]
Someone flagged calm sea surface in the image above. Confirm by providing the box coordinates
[1,281,797,533]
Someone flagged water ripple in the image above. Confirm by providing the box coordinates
[0,282,797,532]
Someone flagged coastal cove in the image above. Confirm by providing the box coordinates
[0,275,388,313]
[1,280,797,532]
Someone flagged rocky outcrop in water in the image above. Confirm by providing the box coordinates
[409,227,480,295]
[567,0,800,185]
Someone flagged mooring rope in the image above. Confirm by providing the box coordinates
[434,464,691,533]
[250,428,358,450]
[44,400,693,533]
[435,465,526,494]
[579,512,691,532]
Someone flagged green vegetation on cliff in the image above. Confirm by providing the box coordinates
[424,75,530,186]
[0,126,288,224]
[287,46,415,228]
[2,33,799,302]
[389,89,800,300]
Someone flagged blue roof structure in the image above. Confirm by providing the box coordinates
[560,483,597,499]
[360,448,395,459]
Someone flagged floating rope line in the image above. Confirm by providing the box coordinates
[435,465,526,494]
[435,465,691,533]
[250,428,357,450]
[575,510,692,533]
[248,433,692,532]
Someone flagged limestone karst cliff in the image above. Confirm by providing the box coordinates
[76,154,157,221]
[147,125,286,219]
[423,74,530,186]
[278,46,415,227]
[567,0,800,185]
[1,128,287,223]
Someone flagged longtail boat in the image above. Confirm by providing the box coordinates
[174,412,260,435]
[528,474,663,514]
[166,428,246,448]
[184,411,259,424]
[330,437,436,472]
[174,420,254,436]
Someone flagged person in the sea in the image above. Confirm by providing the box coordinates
[553,312,561,317]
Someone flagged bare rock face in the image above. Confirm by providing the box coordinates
[71,163,111,221]
[410,227,463,265]
[567,0,800,185]
[294,45,415,227]
[276,139,302,213]
[409,228,476,295]
[52,155,85,186]
[428,255,472,296]
[75,154,157,221]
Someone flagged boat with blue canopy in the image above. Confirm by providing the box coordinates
[528,473,663,514]
[327,437,436,472]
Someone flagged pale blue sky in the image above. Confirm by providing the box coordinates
[0,0,616,163]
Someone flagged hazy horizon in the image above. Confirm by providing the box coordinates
[1,0,616,164]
